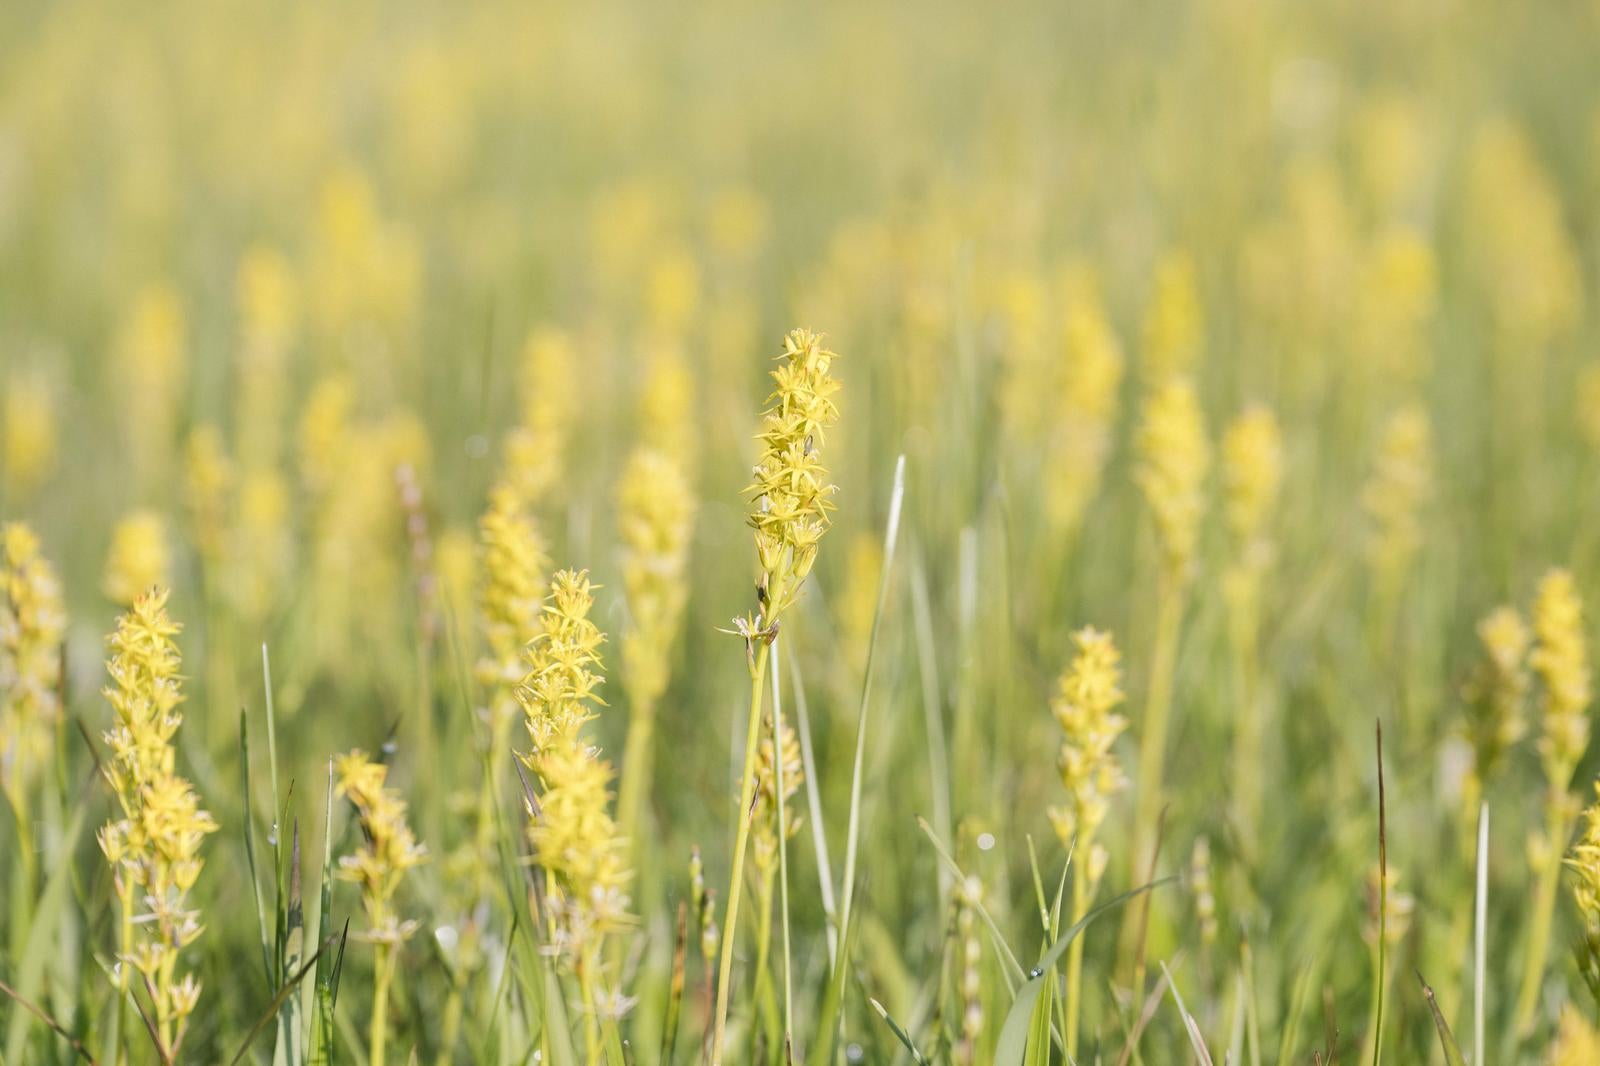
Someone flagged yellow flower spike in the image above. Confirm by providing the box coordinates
[1460,605,1531,800]
[1140,250,1203,385]
[504,327,577,509]
[98,589,216,1053]
[115,282,188,488]
[335,749,428,944]
[1221,405,1284,555]
[1135,376,1211,587]
[103,509,171,608]
[1532,569,1592,789]
[1362,404,1432,594]
[616,448,695,712]
[637,341,699,469]
[479,485,550,691]
[184,423,235,567]
[746,329,843,620]
[3,370,58,498]
[0,523,66,818]
[751,714,804,876]
[1044,273,1124,538]
[1048,625,1127,1058]
[516,569,606,758]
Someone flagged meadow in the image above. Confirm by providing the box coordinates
[3,0,1600,1062]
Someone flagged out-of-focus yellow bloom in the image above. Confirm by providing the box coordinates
[1464,120,1582,350]
[103,510,170,607]
[994,270,1048,435]
[1352,94,1429,216]
[309,165,422,343]
[1141,251,1203,385]
[751,715,803,877]
[479,484,549,694]
[1576,362,1600,451]
[833,531,883,681]
[1549,1007,1600,1065]
[236,246,299,469]
[617,449,694,710]
[1531,569,1591,790]
[1136,377,1210,585]
[526,736,632,950]
[115,282,187,487]
[747,329,843,617]
[336,750,428,944]
[434,526,476,632]
[1044,271,1124,537]
[645,245,701,337]
[1351,228,1437,387]
[637,341,698,469]
[232,470,292,624]
[0,524,66,811]
[504,327,577,508]
[1461,605,1531,797]
[184,423,234,567]
[1568,780,1600,932]
[1221,405,1284,554]
[299,374,355,498]
[97,590,217,1047]
[708,187,769,261]
[3,370,58,498]
[1362,405,1431,592]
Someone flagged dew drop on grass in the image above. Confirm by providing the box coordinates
[977,832,995,851]
[846,1044,864,1062]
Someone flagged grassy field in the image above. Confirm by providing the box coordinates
[3,0,1600,1062]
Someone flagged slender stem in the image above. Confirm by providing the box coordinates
[752,872,776,1055]
[371,942,393,1066]
[1125,581,1184,969]
[579,952,601,1066]
[1227,579,1262,846]
[710,641,772,1065]
[1065,853,1089,1057]
[117,879,134,1066]
[1515,792,1572,1035]
[771,644,795,1052]
[617,695,657,859]
[1474,803,1488,1066]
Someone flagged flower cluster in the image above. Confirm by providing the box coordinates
[617,447,695,710]
[97,589,218,1048]
[1140,250,1203,385]
[517,569,606,755]
[747,329,842,619]
[1135,378,1211,586]
[103,509,171,607]
[1460,605,1531,796]
[1531,568,1591,790]
[478,483,550,694]
[751,715,804,878]
[336,749,428,944]
[1362,404,1432,590]
[1044,275,1124,537]
[1047,626,1127,880]
[504,327,577,509]
[0,523,66,809]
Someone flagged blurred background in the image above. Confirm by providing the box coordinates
[3,0,1600,1061]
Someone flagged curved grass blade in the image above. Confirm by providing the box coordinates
[1161,960,1214,1065]
[231,943,331,1066]
[994,878,1173,1064]
[1417,972,1467,1066]
[867,994,928,1065]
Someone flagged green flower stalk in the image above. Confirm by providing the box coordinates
[1221,405,1283,841]
[615,446,695,850]
[712,328,841,1066]
[1517,569,1593,1033]
[97,589,218,1059]
[1129,375,1209,897]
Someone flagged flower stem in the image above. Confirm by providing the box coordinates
[710,640,772,1065]
[371,942,393,1066]
[1065,854,1089,1058]
[1514,794,1572,1035]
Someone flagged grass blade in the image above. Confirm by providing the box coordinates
[867,994,929,1065]
[1417,971,1467,1066]
[836,452,907,990]
[1474,802,1488,1066]
[994,878,1174,1064]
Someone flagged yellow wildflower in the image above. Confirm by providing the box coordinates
[1141,251,1203,385]
[3,370,58,498]
[517,569,606,756]
[1532,569,1591,789]
[0,524,66,812]
[505,327,577,508]
[1135,377,1210,585]
[1047,627,1127,858]
[1362,405,1432,592]
[103,510,170,607]
[747,329,843,619]
[1221,404,1284,556]
[336,749,428,945]
[184,423,234,567]
[115,282,188,488]
[1045,273,1124,537]
[1461,606,1531,795]
[617,448,695,710]
[98,589,217,1051]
